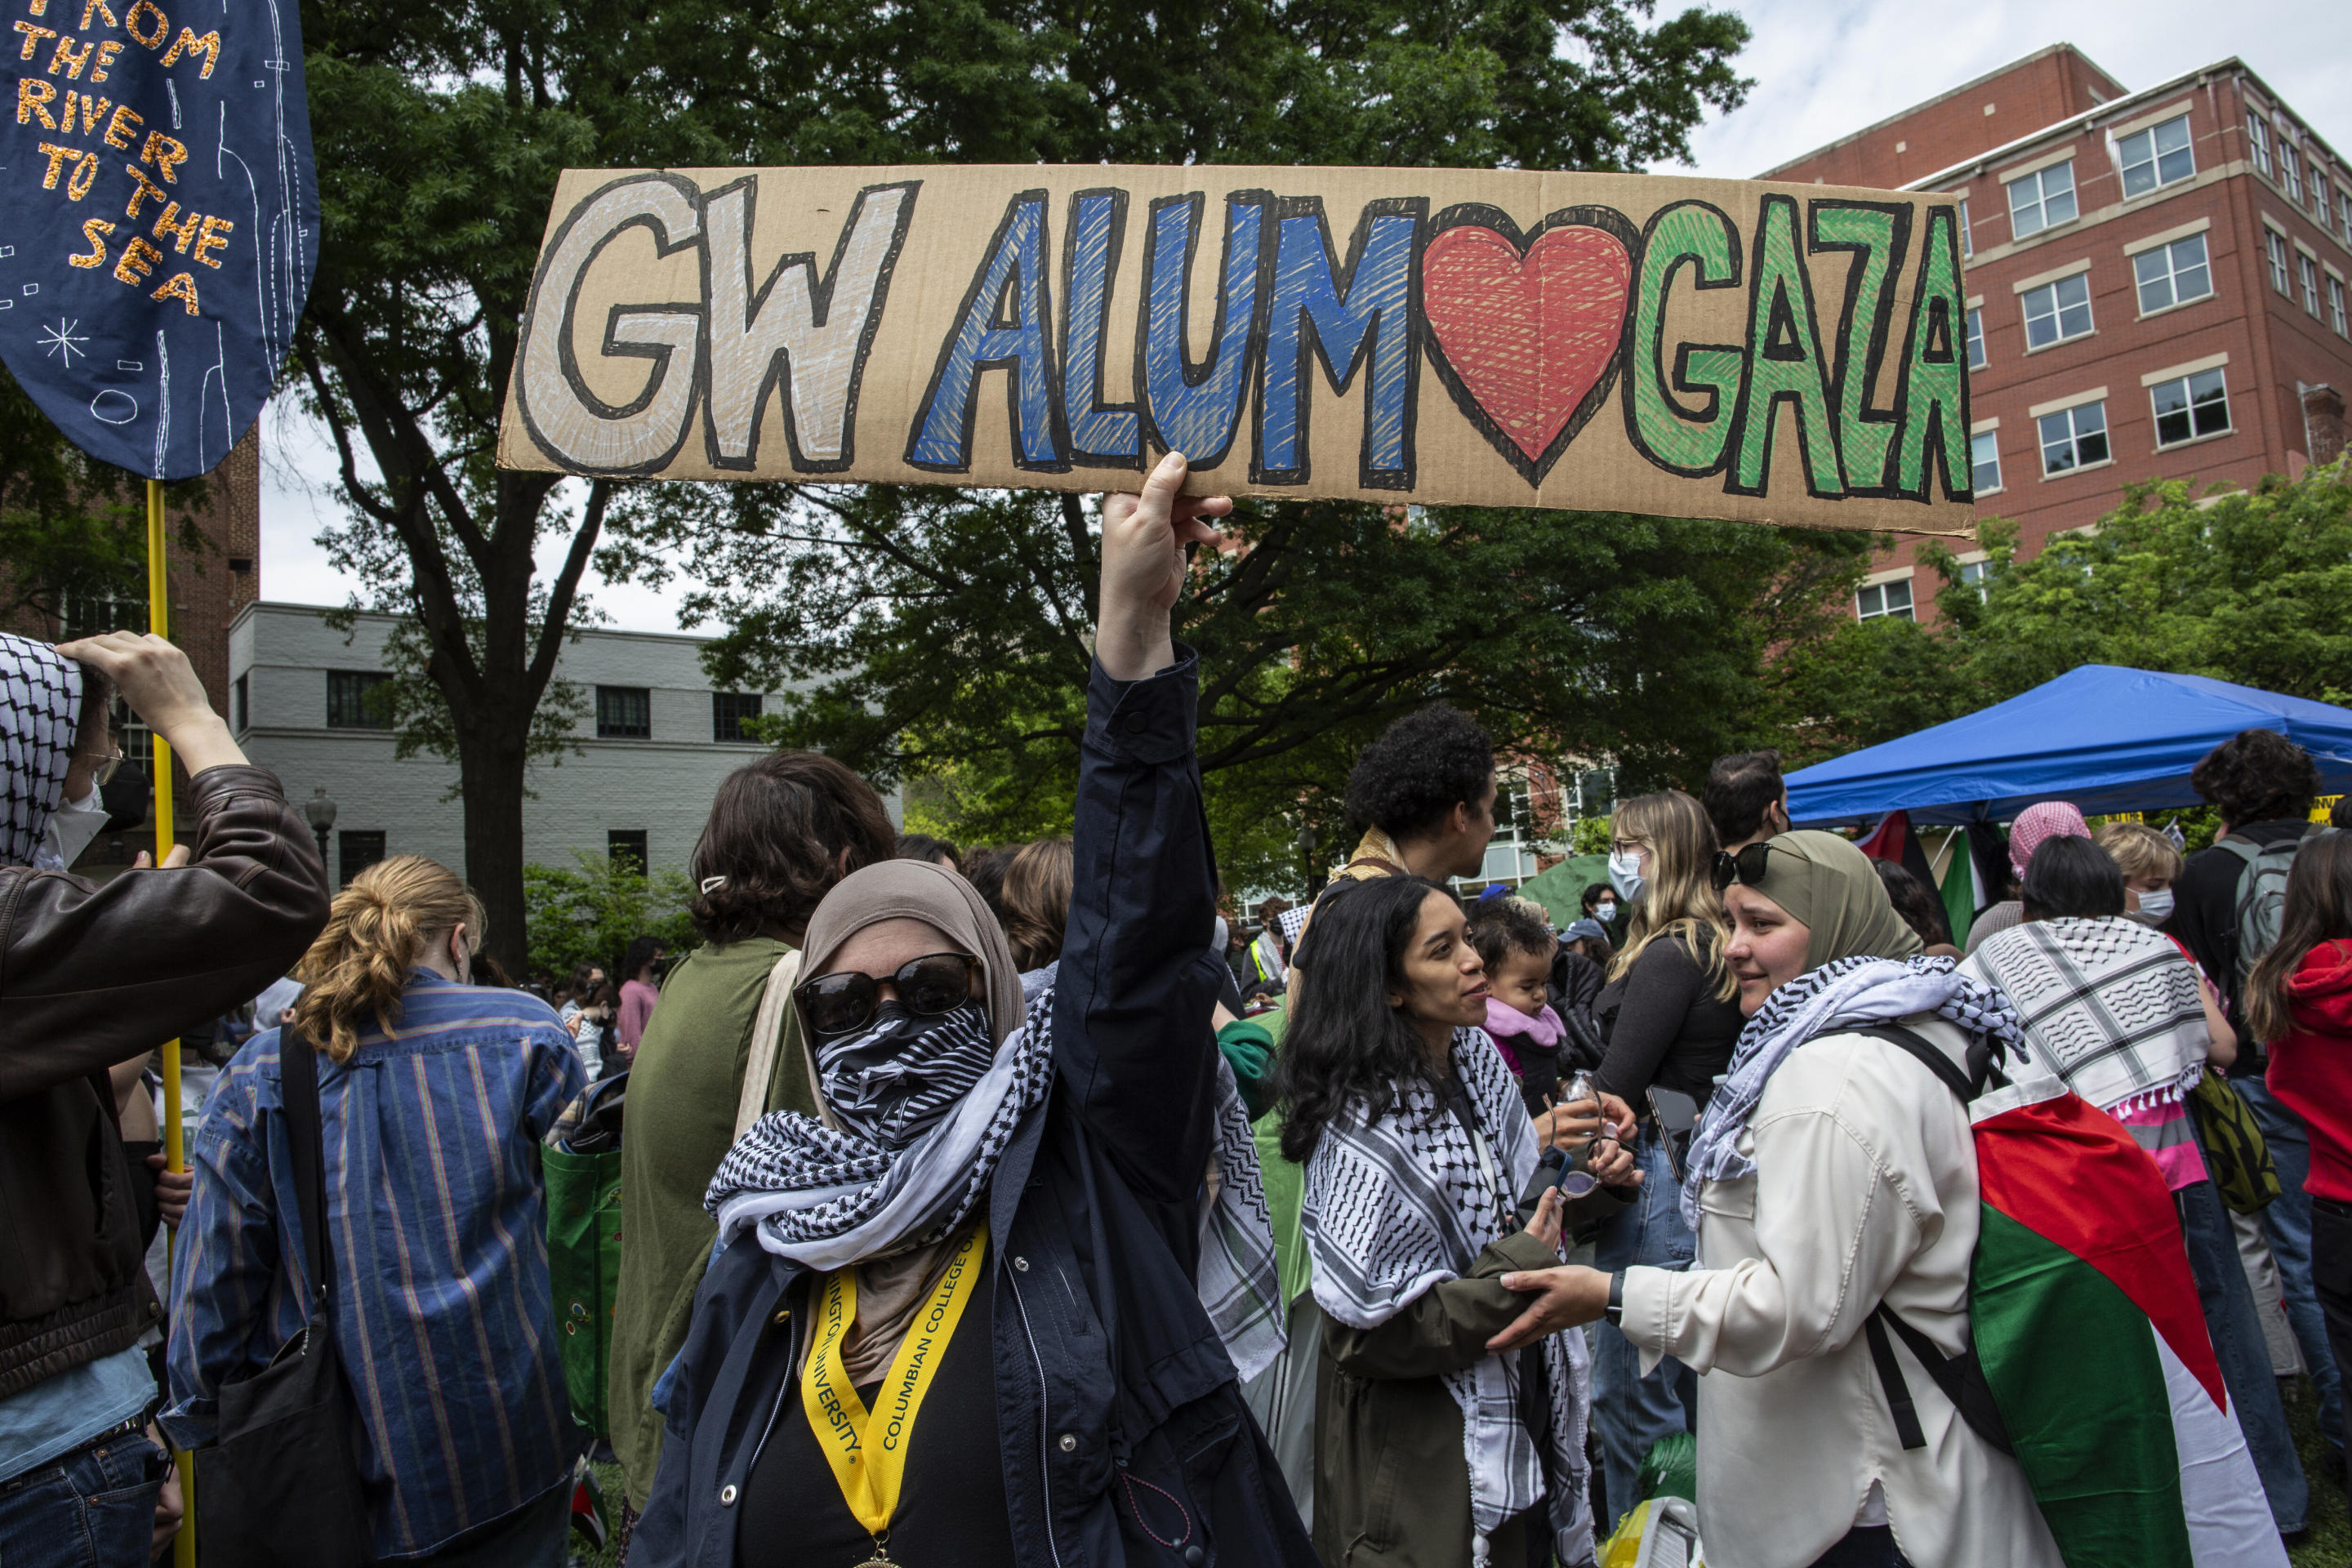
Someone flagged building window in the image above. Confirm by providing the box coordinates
[1957,559,1994,600]
[2006,160,2078,238]
[2300,254,2323,316]
[2247,111,2272,176]
[2267,230,2292,294]
[1959,198,1973,258]
[1970,430,2002,492]
[1855,579,1915,621]
[2339,185,2352,247]
[608,830,648,872]
[2021,273,2094,349]
[2150,368,2231,447]
[231,674,248,733]
[1966,306,1986,369]
[2118,114,2194,198]
[712,692,764,742]
[2133,234,2212,314]
[2319,177,2334,230]
[595,685,652,739]
[326,670,391,729]
[2038,401,2110,475]
[2330,275,2349,338]
[338,830,386,889]
[2281,138,2305,204]
[63,593,146,640]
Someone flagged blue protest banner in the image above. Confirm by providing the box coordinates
[2,0,316,479]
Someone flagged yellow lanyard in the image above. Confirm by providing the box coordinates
[800,1228,988,1546]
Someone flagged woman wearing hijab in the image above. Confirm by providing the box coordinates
[1478,831,2064,1568]
[1965,836,2305,1540]
[633,457,1307,1568]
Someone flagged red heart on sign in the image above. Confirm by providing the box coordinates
[1422,216,1635,483]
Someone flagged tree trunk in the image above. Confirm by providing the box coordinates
[455,695,534,981]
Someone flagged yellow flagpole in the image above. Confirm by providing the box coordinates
[149,479,196,1568]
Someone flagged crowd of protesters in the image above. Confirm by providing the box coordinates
[2,455,2344,1568]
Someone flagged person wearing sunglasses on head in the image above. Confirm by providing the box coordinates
[1478,831,2074,1568]
[632,455,1313,1568]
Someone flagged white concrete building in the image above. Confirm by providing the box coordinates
[227,602,867,885]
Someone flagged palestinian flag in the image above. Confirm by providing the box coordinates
[1936,831,1978,954]
[1967,1076,2284,1567]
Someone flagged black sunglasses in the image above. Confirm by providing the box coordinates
[1711,842,1776,893]
[796,952,977,1038]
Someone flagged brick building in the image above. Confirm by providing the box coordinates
[1763,47,2352,626]
[2,426,261,861]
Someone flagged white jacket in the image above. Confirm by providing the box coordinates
[1619,1015,2063,1568]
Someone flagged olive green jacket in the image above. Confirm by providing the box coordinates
[607,938,815,1510]
[1313,1197,1626,1568]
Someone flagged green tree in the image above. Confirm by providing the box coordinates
[297,0,1752,968]
[2,364,207,634]
[521,851,701,982]
[1761,461,2352,767]
[635,485,1869,894]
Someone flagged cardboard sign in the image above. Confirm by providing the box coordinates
[497,165,1974,534]
[2,0,317,479]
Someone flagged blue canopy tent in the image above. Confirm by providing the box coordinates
[1786,666,2352,828]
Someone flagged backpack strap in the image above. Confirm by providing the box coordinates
[1863,1312,1928,1450]
[1848,1024,2016,1457]
[1850,1022,1980,1101]
[734,948,804,1139]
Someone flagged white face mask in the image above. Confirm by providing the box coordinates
[33,786,109,873]
[2132,887,2176,925]
[1606,849,1646,906]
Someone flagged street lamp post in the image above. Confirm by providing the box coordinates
[302,787,338,881]
[1298,821,1324,898]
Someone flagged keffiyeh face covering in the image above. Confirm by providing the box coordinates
[1,634,82,869]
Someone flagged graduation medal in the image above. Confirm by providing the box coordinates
[801,1229,988,1564]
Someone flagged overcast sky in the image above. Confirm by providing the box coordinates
[256,2,2352,634]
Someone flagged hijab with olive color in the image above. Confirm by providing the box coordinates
[1680,829,2020,1225]
[1746,830,1924,968]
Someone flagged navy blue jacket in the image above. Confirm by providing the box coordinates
[635,650,1317,1568]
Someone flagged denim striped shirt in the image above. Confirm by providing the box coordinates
[162,972,587,1559]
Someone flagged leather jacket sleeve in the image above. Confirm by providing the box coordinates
[0,764,330,1103]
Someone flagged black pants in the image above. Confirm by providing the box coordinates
[2310,1196,2352,1419]
[1810,1526,1911,1567]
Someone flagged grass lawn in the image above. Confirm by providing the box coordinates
[2292,1374,2351,1568]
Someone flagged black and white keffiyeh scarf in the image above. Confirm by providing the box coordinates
[1961,917,2209,1116]
[1681,954,2031,1228]
[1303,1027,1594,1566]
[1,634,79,869]
[707,987,1289,1380]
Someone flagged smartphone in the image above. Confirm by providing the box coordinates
[1646,1086,1701,1183]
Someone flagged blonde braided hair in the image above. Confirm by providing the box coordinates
[289,856,484,1062]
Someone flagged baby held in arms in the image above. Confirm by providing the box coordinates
[1468,897,1573,1118]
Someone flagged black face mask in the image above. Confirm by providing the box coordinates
[813,1000,995,1146]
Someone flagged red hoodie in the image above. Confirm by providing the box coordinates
[2267,939,2352,1204]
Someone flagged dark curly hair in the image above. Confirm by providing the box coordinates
[1343,704,1495,842]
[688,751,897,945]
[2190,728,2319,828]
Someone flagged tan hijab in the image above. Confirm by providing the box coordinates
[1749,830,1925,969]
[794,857,1027,1379]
